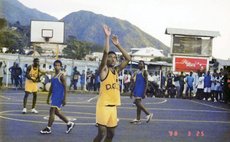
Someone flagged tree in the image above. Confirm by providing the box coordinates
[0,19,25,53]
[63,36,103,59]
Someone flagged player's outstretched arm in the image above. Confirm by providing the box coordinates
[99,24,111,80]
[111,35,131,72]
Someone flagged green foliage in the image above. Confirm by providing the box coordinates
[63,36,103,59]
[0,18,7,30]
[0,19,27,53]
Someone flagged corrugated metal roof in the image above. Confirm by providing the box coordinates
[132,47,164,57]
[217,59,230,66]
[165,28,220,37]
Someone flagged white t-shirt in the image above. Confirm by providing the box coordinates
[197,76,204,89]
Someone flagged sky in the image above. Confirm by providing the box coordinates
[18,0,230,60]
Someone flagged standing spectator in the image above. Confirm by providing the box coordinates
[22,64,28,82]
[94,69,100,91]
[166,72,173,98]
[174,73,181,98]
[222,69,230,103]
[14,63,23,89]
[196,72,204,100]
[185,72,194,99]
[153,72,160,87]
[214,73,221,102]
[69,66,80,90]
[179,72,185,97]
[204,71,212,101]
[123,70,131,92]
[80,70,86,90]
[86,68,92,91]
[0,61,6,88]
[9,62,16,86]
[210,73,216,102]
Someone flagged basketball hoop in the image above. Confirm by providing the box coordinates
[42,29,53,43]
[44,37,50,43]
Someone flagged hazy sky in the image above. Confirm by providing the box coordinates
[18,0,230,59]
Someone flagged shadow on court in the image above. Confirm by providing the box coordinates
[0,89,230,142]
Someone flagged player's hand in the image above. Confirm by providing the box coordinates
[111,34,120,46]
[103,24,111,37]
[62,100,66,106]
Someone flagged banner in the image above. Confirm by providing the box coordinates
[173,56,209,72]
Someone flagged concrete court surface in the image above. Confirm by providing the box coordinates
[0,89,230,142]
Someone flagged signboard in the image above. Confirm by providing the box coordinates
[172,36,212,56]
[173,56,209,72]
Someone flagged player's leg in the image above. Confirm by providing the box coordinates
[48,107,56,127]
[55,108,68,123]
[55,108,75,133]
[130,99,142,124]
[31,92,38,113]
[93,124,107,142]
[22,91,30,113]
[105,127,115,142]
[40,107,55,134]
[135,99,149,115]
[135,99,153,123]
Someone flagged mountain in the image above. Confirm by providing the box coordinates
[0,0,57,25]
[62,10,170,55]
[1,0,170,55]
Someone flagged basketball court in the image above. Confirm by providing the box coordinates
[0,89,230,142]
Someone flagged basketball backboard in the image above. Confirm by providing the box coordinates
[30,21,64,44]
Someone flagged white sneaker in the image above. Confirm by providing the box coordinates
[146,113,153,123]
[22,108,27,114]
[31,108,38,114]
[130,119,141,124]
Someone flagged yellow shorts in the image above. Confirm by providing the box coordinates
[25,79,38,92]
[96,104,118,128]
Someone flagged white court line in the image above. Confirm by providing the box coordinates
[1,110,230,125]
[190,100,230,111]
[87,95,98,102]
[1,102,230,114]
[0,95,11,100]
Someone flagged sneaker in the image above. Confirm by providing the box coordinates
[130,119,141,124]
[31,108,38,114]
[132,102,136,107]
[130,119,138,123]
[146,113,153,123]
[22,108,27,114]
[40,127,51,134]
[66,122,75,134]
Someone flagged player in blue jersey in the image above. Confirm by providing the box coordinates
[40,60,75,134]
[130,60,153,124]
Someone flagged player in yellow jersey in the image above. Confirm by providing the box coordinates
[93,25,131,142]
[22,58,44,114]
